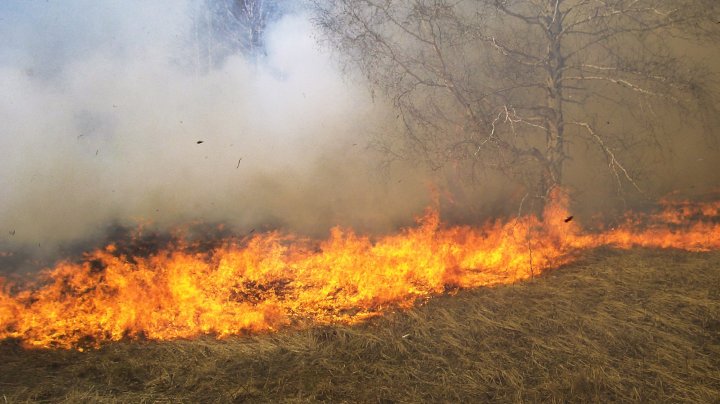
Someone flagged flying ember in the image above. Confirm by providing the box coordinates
[1,190,719,350]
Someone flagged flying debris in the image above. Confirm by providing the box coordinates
[196,140,204,144]
[564,216,574,223]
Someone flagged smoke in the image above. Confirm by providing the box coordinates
[2,1,718,273]
[0,0,431,266]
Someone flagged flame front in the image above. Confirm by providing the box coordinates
[1,191,719,349]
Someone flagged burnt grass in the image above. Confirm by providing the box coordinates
[1,249,719,403]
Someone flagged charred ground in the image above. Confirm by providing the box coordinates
[1,248,718,403]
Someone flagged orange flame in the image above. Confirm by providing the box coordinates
[1,190,718,349]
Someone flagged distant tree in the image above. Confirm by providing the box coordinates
[193,0,289,69]
[312,0,720,204]
[214,0,288,56]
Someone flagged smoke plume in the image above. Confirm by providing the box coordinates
[0,1,430,268]
[1,1,718,272]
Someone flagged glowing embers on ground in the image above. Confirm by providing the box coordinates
[1,191,719,349]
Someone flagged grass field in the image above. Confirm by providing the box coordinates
[1,248,719,403]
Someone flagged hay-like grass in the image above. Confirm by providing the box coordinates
[1,248,719,403]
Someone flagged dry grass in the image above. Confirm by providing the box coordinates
[1,248,719,403]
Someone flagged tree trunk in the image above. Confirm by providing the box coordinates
[543,1,565,196]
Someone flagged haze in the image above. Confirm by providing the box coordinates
[0,0,430,265]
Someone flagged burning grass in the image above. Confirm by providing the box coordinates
[1,248,719,403]
[2,190,719,350]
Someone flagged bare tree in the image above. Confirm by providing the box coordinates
[193,0,289,69]
[312,0,719,204]
[216,0,288,56]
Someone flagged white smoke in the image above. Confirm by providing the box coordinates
[0,0,430,260]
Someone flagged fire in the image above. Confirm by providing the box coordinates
[1,190,719,349]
